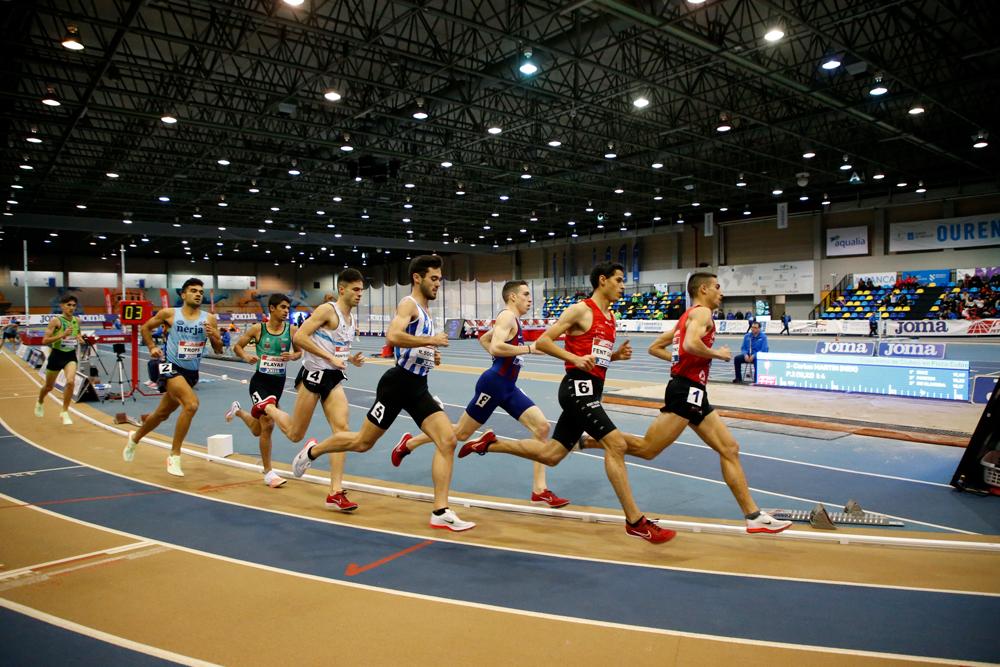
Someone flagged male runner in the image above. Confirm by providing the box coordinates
[226,293,301,488]
[290,255,475,531]
[123,278,223,476]
[35,295,85,425]
[253,268,366,511]
[457,262,676,543]
[609,272,792,534]
[392,280,570,508]
[3,318,20,351]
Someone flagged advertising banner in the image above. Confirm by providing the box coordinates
[877,341,947,359]
[826,226,869,257]
[888,214,1000,252]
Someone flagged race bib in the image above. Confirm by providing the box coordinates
[591,339,613,368]
[686,387,704,406]
[414,346,435,369]
[177,340,205,360]
[334,344,350,362]
[259,355,286,375]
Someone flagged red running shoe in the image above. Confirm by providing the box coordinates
[250,395,277,419]
[531,489,570,508]
[325,491,359,512]
[625,516,676,544]
[390,433,413,467]
[458,430,496,458]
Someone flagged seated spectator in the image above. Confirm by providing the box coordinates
[733,322,768,383]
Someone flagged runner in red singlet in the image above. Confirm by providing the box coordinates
[457,262,676,544]
[613,272,792,534]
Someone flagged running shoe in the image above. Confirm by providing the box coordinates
[746,511,792,535]
[292,438,317,478]
[225,400,241,423]
[325,491,359,512]
[166,454,184,477]
[531,489,570,508]
[625,516,676,544]
[390,433,413,467]
[60,411,73,426]
[34,402,44,418]
[263,470,286,488]
[122,432,139,462]
[429,508,475,532]
[250,395,277,419]
[458,430,496,458]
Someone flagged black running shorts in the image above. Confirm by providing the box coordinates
[250,371,287,408]
[294,366,345,402]
[366,365,442,430]
[45,348,78,373]
[661,376,714,425]
[551,369,618,450]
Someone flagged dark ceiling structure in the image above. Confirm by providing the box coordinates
[2,0,999,267]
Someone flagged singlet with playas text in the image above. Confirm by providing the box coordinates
[488,314,524,381]
[671,305,715,385]
[395,296,436,377]
[563,298,616,380]
[254,322,293,376]
[302,303,355,373]
[165,309,209,371]
[51,316,80,352]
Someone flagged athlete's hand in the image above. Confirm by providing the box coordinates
[715,345,732,362]
[245,354,259,365]
[434,349,442,366]
[149,346,164,359]
[349,351,365,367]
[429,333,450,347]
[572,354,596,372]
[614,339,633,361]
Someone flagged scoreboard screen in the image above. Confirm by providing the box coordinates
[756,352,970,401]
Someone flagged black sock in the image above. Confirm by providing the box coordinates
[627,515,645,527]
[432,507,448,516]
[306,445,316,461]
[745,510,760,520]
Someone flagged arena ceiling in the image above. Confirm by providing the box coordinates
[2,0,999,267]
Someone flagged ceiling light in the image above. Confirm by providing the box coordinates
[972,131,989,149]
[547,139,562,147]
[839,155,852,171]
[632,93,650,109]
[873,172,885,180]
[736,174,747,187]
[487,124,503,135]
[61,24,84,50]
[41,87,60,106]
[820,54,842,70]
[802,150,816,159]
[908,104,925,116]
[915,181,927,194]
[323,89,341,102]
[764,26,784,42]
[160,113,177,124]
[440,160,453,168]
[869,74,888,96]
[519,49,538,76]
[716,113,732,132]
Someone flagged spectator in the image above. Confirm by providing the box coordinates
[733,322,768,383]
[780,312,791,335]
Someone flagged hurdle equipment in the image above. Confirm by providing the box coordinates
[764,502,905,529]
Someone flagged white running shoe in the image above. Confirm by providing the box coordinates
[746,511,793,534]
[263,469,286,488]
[60,411,73,425]
[34,402,44,418]
[166,454,185,477]
[122,433,139,462]
[292,438,317,478]
[225,400,240,423]
[429,508,476,532]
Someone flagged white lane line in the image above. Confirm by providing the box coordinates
[0,490,994,667]
[0,541,156,581]
[0,465,85,478]
[0,598,221,666]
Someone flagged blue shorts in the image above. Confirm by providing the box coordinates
[464,369,535,424]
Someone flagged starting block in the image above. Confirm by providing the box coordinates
[764,500,904,529]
